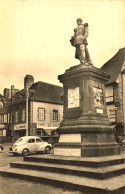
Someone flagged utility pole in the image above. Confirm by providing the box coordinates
[26,83,29,136]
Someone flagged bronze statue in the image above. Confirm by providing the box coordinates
[70,18,93,65]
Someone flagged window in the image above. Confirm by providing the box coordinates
[10,112,12,123]
[0,114,4,123]
[3,130,6,137]
[38,108,45,121]
[22,110,26,122]
[0,130,2,136]
[36,138,42,143]
[0,102,3,108]
[51,110,60,122]
[105,85,113,103]
[4,114,7,123]
[15,111,18,122]
[28,139,35,143]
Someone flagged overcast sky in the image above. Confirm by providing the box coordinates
[0,0,125,94]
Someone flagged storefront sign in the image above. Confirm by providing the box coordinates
[37,123,59,128]
[107,104,116,122]
[14,124,26,130]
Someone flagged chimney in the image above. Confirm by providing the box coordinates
[24,75,34,91]
[11,85,15,97]
[4,88,10,102]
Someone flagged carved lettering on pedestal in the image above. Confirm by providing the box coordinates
[54,148,81,157]
[68,87,79,108]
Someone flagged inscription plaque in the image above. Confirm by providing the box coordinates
[59,134,81,143]
[54,148,81,157]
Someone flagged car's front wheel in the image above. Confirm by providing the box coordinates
[45,146,51,154]
[22,149,29,156]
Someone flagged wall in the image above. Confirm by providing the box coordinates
[122,72,125,133]
[30,101,63,136]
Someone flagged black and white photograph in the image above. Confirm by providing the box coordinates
[0,0,125,193]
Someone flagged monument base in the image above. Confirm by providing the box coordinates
[54,63,121,157]
[54,125,120,157]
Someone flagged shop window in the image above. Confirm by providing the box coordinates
[22,110,26,122]
[51,110,60,122]
[4,114,7,123]
[38,108,45,121]
[0,114,4,123]
[15,111,18,123]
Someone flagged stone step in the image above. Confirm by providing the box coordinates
[10,161,125,180]
[0,166,125,194]
[24,154,125,168]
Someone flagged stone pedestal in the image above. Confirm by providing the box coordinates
[54,63,120,157]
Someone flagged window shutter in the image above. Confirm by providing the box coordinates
[42,109,44,121]
[37,109,39,120]
[50,111,53,121]
[58,111,60,121]
[44,109,46,121]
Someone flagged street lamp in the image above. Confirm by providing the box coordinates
[25,83,29,136]
[25,83,35,136]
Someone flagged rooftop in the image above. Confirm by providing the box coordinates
[100,48,125,84]
[30,81,63,105]
[10,81,63,105]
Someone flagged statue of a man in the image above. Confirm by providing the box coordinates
[70,18,93,65]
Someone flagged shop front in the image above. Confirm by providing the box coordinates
[36,123,59,144]
[13,124,26,142]
[0,124,8,143]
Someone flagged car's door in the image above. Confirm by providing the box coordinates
[36,138,45,152]
[27,138,36,153]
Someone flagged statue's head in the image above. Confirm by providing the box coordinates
[77,18,82,26]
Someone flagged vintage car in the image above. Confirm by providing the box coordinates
[36,128,59,144]
[9,136,52,156]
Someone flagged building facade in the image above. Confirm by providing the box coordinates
[8,75,63,142]
[101,48,125,137]
[0,85,19,143]
[0,98,8,143]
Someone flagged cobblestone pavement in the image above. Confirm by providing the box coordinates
[0,143,83,194]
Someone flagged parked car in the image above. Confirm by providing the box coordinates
[36,128,59,144]
[9,136,52,156]
[0,144,4,153]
